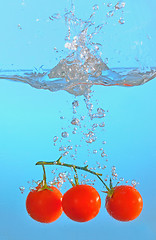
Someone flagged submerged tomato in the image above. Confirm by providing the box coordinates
[105,185,143,221]
[62,184,101,222]
[26,186,63,223]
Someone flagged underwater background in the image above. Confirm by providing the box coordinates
[0,0,156,239]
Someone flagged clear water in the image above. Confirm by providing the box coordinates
[1,67,156,96]
[0,0,156,240]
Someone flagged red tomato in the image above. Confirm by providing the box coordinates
[26,186,63,223]
[62,185,101,222]
[105,185,143,221]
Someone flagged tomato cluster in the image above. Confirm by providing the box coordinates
[26,182,143,223]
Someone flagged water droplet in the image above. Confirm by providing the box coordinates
[60,116,64,119]
[102,141,106,144]
[93,150,97,154]
[72,131,77,134]
[53,136,58,142]
[61,132,69,138]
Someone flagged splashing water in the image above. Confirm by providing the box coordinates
[0,3,156,96]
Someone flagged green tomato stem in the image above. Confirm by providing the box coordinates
[41,164,47,186]
[36,156,110,190]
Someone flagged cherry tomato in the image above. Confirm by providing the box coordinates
[105,185,143,221]
[26,185,63,223]
[62,184,101,222]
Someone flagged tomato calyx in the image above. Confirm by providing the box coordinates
[36,181,54,192]
[102,178,114,197]
[35,164,55,192]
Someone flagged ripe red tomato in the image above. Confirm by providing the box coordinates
[26,185,63,223]
[62,184,101,222]
[105,185,143,221]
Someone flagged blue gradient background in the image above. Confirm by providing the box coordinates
[0,1,156,240]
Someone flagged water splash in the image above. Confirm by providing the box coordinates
[0,3,155,96]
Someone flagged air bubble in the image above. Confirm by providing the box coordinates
[49,13,61,21]
[61,132,69,138]
[63,151,69,156]
[93,4,99,11]
[17,24,22,30]
[131,179,137,187]
[19,186,25,194]
[101,151,106,157]
[48,181,54,186]
[115,2,125,10]
[99,122,105,127]
[118,18,125,24]
[119,177,124,181]
[86,139,93,143]
[71,118,80,125]
[112,166,116,171]
[53,136,58,142]
[72,100,79,107]
[107,10,114,17]
[67,146,73,150]
[92,123,98,128]
[107,3,112,7]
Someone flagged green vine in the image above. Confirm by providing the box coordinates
[36,156,110,191]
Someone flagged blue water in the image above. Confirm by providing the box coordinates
[0,1,156,240]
